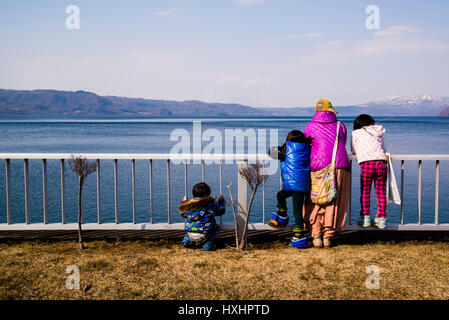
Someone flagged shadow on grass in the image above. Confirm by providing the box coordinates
[0,229,448,250]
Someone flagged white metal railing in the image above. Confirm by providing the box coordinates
[346,154,449,230]
[0,153,448,232]
[0,153,270,231]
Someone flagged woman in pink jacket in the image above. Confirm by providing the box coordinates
[303,99,351,248]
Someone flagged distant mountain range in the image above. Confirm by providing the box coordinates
[0,89,448,117]
[0,89,271,117]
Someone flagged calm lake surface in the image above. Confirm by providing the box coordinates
[0,115,448,225]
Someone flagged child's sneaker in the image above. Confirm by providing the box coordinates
[289,237,309,249]
[374,217,387,230]
[312,236,323,248]
[267,209,289,228]
[323,237,332,248]
[358,215,371,228]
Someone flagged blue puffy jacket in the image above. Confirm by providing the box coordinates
[178,196,225,234]
[279,142,310,192]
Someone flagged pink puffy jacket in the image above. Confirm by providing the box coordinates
[304,111,350,172]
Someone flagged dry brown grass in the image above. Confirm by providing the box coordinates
[0,238,448,300]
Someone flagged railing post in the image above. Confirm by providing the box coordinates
[61,159,65,224]
[435,160,439,225]
[97,159,101,224]
[279,162,282,190]
[24,159,30,224]
[5,159,11,224]
[400,160,404,225]
[219,159,223,224]
[114,159,118,224]
[418,160,422,225]
[201,160,205,182]
[149,159,153,224]
[184,159,188,198]
[167,159,171,224]
[132,159,136,224]
[262,160,265,224]
[42,159,48,224]
[348,160,352,225]
[219,160,222,195]
[237,160,248,243]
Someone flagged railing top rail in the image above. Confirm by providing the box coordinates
[0,153,448,161]
[0,153,273,161]
[350,155,449,161]
[388,155,449,161]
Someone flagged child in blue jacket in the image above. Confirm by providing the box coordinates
[268,130,311,248]
[178,182,225,251]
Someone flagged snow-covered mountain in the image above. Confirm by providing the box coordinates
[365,95,449,106]
[267,95,449,116]
[350,95,449,116]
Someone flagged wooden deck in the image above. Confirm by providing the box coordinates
[0,223,447,241]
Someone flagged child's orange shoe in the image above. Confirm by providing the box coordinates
[267,210,289,228]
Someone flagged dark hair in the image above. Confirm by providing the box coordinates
[192,182,211,198]
[353,114,375,130]
[286,130,308,143]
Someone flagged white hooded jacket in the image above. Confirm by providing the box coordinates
[351,125,387,164]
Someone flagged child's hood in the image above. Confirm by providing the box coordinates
[178,196,215,213]
[354,124,385,138]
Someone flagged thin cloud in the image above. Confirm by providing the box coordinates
[234,0,267,5]
[374,25,422,37]
[267,32,322,41]
[313,40,344,48]
[153,8,184,16]
[354,37,449,56]
[245,77,273,86]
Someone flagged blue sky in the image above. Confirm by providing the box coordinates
[0,0,448,107]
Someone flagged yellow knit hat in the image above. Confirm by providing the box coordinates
[315,98,339,114]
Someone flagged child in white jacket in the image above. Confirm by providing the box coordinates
[351,114,388,229]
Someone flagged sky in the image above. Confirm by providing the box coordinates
[0,0,448,108]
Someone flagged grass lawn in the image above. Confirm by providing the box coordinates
[0,237,448,300]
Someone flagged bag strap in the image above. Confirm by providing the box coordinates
[331,121,341,168]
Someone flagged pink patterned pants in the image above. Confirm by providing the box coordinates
[360,160,387,218]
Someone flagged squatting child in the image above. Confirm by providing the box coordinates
[178,182,225,251]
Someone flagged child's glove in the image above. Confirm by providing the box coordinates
[218,194,225,203]
[181,195,188,203]
[268,146,279,159]
[268,144,286,162]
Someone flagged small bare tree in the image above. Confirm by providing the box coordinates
[227,162,268,251]
[68,155,98,249]
[225,182,240,249]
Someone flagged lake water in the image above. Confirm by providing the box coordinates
[0,115,448,225]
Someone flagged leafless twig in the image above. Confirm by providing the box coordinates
[227,162,268,250]
[68,155,98,249]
